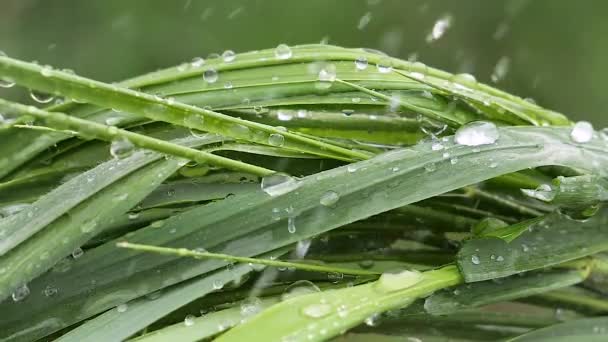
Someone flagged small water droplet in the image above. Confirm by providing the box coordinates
[287,217,296,234]
[71,247,84,259]
[450,157,458,165]
[0,51,15,88]
[471,254,480,265]
[455,121,499,146]
[40,65,53,77]
[424,162,436,172]
[302,303,332,318]
[409,62,428,80]
[184,314,196,326]
[431,142,444,151]
[203,68,218,83]
[222,50,236,63]
[116,303,128,312]
[43,285,58,297]
[213,280,224,290]
[274,44,292,60]
[316,65,336,90]
[12,284,30,302]
[355,56,368,70]
[320,190,340,207]
[282,280,321,301]
[277,111,293,121]
[521,184,555,202]
[191,57,205,68]
[240,297,263,318]
[223,81,233,89]
[110,138,135,159]
[261,173,299,196]
[570,121,594,143]
[377,57,392,73]
[496,255,504,262]
[268,133,285,147]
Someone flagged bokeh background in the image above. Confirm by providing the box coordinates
[1,0,606,125]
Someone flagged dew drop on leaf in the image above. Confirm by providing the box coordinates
[222,50,236,63]
[454,121,499,146]
[375,270,423,293]
[354,56,368,70]
[376,57,392,73]
[184,314,196,326]
[71,247,84,259]
[570,121,593,143]
[213,280,224,290]
[29,90,54,104]
[281,280,320,301]
[319,190,340,207]
[240,297,263,318]
[110,137,135,159]
[261,173,299,196]
[274,44,292,60]
[191,57,205,68]
[116,303,128,312]
[287,217,296,234]
[203,68,218,83]
[43,285,58,297]
[11,284,30,302]
[316,65,336,90]
[301,303,332,318]
[471,254,480,265]
[268,133,285,146]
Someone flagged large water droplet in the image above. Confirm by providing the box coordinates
[274,44,292,60]
[43,285,58,297]
[319,190,340,207]
[570,121,594,143]
[203,68,218,83]
[282,280,321,301]
[222,50,236,63]
[454,121,499,146]
[268,133,285,147]
[30,90,54,104]
[11,284,30,302]
[261,173,299,196]
[355,56,368,70]
[110,138,135,159]
[302,303,332,318]
[375,270,423,293]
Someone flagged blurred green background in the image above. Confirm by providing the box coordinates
[1,0,606,125]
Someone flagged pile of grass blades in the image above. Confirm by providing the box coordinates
[0,44,607,341]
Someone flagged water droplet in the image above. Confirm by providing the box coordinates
[424,162,436,172]
[184,314,196,326]
[261,173,299,196]
[570,121,594,143]
[277,111,293,121]
[110,137,135,159]
[471,254,480,265]
[203,68,218,83]
[287,217,296,234]
[43,285,58,297]
[431,142,444,151]
[358,260,375,269]
[364,313,380,326]
[116,303,128,312]
[30,90,54,104]
[454,121,499,146]
[71,247,84,259]
[496,255,504,262]
[222,50,236,63]
[521,184,555,202]
[274,44,292,60]
[450,157,458,165]
[320,190,340,207]
[409,62,428,80]
[521,244,530,252]
[191,57,205,68]
[377,57,392,73]
[223,81,233,89]
[268,133,285,147]
[317,65,336,90]
[12,284,30,302]
[355,56,368,70]
[40,65,53,77]
[0,51,15,87]
[375,270,423,293]
[426,14,453,43]
[213,280,224,290]
[282,280,321,301]
[302,303,332,318]
[491,57,510,83]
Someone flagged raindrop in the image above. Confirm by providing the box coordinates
[110,137,135,159]
[12,284,30,302]
[30,90,54,104]
[357,12,372,30]
[203,68,218,83]
[491,57,510,83]
[213,280,224,290]
[424,162,436,172]
[375,270,422,293]
[274,44,292,60]
[277,111,293,121]
[431,142,444,151]
[223,81,233,89]
[40,65,53,77]
[317,65,336,90]
[302,303,332,318]
[71,247,84,259]
[426,14,453,43]
[43,285,58,297]
[240,297,263,317]
[261,173,299,196]
[496,255,504,262]
[522,184,555,202]
[287,217,296,234]
[222,50,236,63]
[191,57,205,68]
[116,303,128,313]
[364,313,380,326]
[282,280,321,301]
[0,51,15,88]
[351,97,361,103]
[184,314,196,326]
[320,190,340,207]
[471,254,480,265]
[376,57,392,73]
[354,56,368,70]
[454,121,499,146]
[409,62,428,80]
[570,121,593,143]
[268,133,285,147]
[358,260,375,269]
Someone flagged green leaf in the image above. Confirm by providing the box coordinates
[507,317,608,341]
